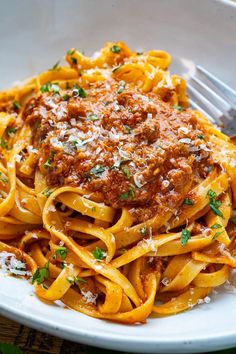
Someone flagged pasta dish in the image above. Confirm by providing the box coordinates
[0,42,236,324]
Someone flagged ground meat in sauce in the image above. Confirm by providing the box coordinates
[23,79,213,223]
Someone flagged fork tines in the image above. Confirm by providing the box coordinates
[188,65,236,137]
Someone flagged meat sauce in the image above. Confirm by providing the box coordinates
[23,79,212,223]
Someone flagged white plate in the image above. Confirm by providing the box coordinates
[0,0,236,353]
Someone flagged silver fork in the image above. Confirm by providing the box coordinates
[187,65,236,138]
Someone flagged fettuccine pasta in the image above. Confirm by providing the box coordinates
[0,41,235,324]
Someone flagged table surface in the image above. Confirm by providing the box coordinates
[1,314,236,354]
[0,314,113,354]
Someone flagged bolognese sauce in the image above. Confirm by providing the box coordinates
[24,79,212,222]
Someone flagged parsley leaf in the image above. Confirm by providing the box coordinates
[111,45,121,54]
[0,139,7,149]
[52,246,68,260]
[117,80,126,94]
[183,198,194,206]
[181,229,191,246]
[93,247,106,261]
[122,167,130,179]
[211,223,222,229]
[32,261,49,284]
[42,188,52,197]
[40,82,51,93]
[120,191,129,200]
[67,276,88,284]
[173,105,185,112]
[120,187,136,200]
[197,135,205,140]
[6,127,17,136]
[123,125,132,134]
[44,158,52,169]
[40,82,60,94]
[62,94,70,101]
[209,204,223,217]
[13,101,21,110]
[0,172,8,183]
[71,57,78,65]
[212,230,224,241]
[67,49,76,55]
[72,84,86,98]
[50,60,60,71]
[207,189,224,218]
[90,165,105,177]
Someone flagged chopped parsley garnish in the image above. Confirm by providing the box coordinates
[207,189,224,218]
[92,206,96,212]
[93,247,106,261]
[42,188,52,197]
[71,57,78,65]
[120,191,129,200]
[197,135,205,140]
[90,165,105,177]
[212,230,224,241]
[52,246,68,260]
[72,84,87,98]
[231,217,236,224]
[0,138,7,149]
[181,229,191,246]
[111,45,121,54]
[44,158,52,169]
[40,82,51,93]
[40,82,60,94]
[87,113,99,121]
[13,101,21,110]
[122,167,130,179]
[139,227,147,236]
[67,276,87,284]
[76,276,88,284]
[123,125,132,134]
[183,198,194,206]
[62,94,70,101]
[120,187,136,200]
[32,261,49,284]
[67,48,76,55]
[211,223,222,229]
[173,105,185,112]
[117,80,126,94]
[50,60,60,71]
[6,127,17,136]
[0,172,8,183]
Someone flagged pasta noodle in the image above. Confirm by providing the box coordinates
[0,41,236,324]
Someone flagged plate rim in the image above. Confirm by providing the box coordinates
[0,0,236,353]
[1,292,236,354]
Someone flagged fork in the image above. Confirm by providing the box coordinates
[187,65,236,138]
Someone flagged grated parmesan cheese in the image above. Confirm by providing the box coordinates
[0,251,31,276]
[81,290,98,304]
[161,277,170,286]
